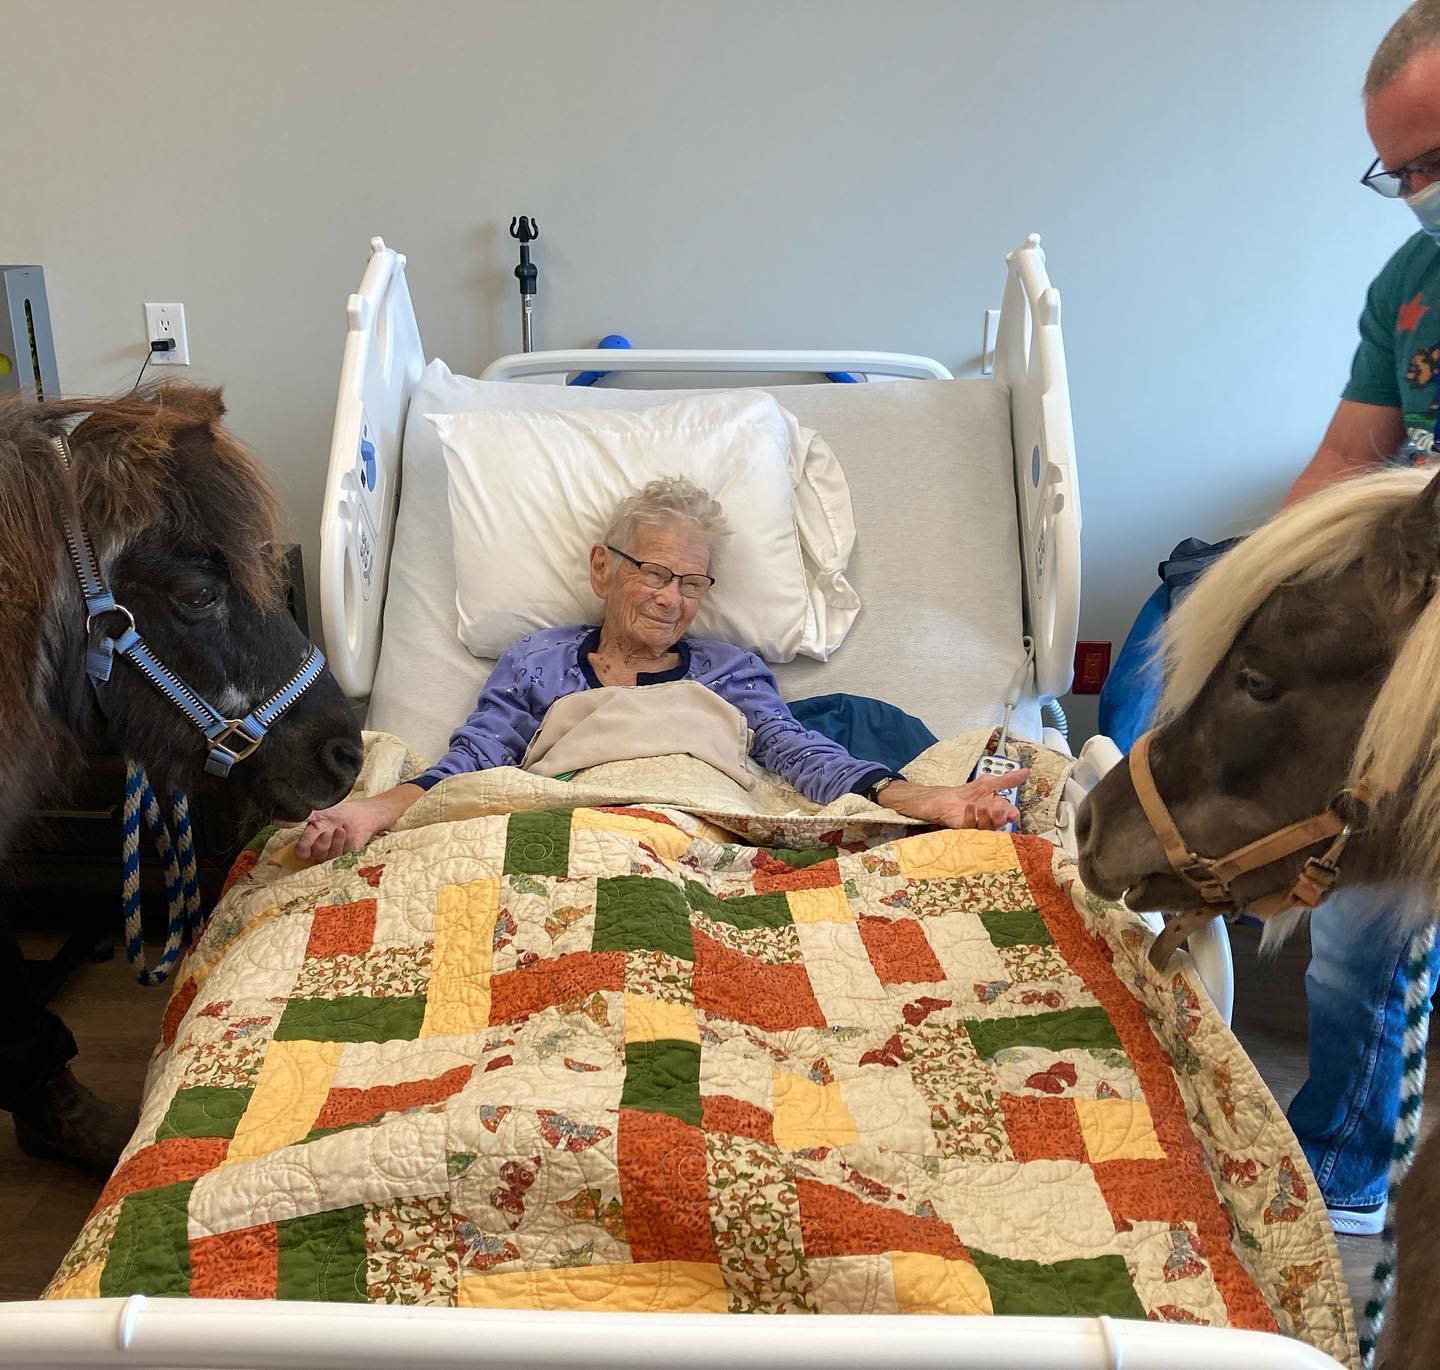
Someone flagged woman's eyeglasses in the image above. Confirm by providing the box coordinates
[606,546,715,599]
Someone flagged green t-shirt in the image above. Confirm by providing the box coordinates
[1344,229,1440,465]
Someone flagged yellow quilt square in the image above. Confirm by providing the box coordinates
[1074,1097,1167,1162]
[572,808,692,867]
[421,877,499,1038]
[787,884,853,924]
[226,1038,343,1164]
[895,828,1021,880]
[892,1252,993,1315]
[772,1070,859,1150]
[458,1260,726,1312]
[624,992,699,1045]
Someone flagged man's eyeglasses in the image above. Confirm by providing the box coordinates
[606,546,716,599]
[1362,145,1440,198]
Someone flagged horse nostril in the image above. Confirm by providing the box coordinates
[1075,800,1094,848]
[321,735,364,787]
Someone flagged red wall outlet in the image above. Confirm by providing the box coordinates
[1072,640,1112,695]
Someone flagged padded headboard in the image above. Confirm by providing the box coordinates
[365,366,1032,763]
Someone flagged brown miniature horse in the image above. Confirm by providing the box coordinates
[0,382,361,1171]
[1076,465,1440,1367]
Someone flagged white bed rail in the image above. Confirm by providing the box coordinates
[994,234,1081,704]
[481,349,953,382]
[0,1298,1346,1369]
[319,237,426,699]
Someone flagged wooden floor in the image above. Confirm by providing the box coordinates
[2,923,1436,1330]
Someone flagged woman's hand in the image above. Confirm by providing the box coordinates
[291,784,424,864]
[873,770,1029,831]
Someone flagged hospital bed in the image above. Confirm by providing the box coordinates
[0,237,1351,1369]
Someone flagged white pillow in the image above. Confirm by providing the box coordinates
[428,389,858,663]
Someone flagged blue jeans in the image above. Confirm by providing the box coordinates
[1286,887,1440,1208]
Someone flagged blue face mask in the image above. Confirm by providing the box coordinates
[1406,179,1440,244]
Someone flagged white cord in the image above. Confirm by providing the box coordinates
[996,635,1037,753]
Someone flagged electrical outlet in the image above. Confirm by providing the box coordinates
[144,302,189,365]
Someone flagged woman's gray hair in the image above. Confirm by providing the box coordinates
[1366,0,1440,100]
[603,476,732,563]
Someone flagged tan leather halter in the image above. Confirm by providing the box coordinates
[1127,730,1375,969]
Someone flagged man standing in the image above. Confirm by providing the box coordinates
[1282,0,1440,1236]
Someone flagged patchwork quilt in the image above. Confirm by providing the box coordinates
[44,733,1356,1368]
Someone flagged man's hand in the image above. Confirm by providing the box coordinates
[1283,400,1405,507]
[874,770,1030,831]
[290,784,423,864]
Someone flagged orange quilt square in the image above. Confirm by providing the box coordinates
[701,1094,776,1145]
[796,1178,970,1261]
[189,1222,279,1298]
[94,1136,230,1213]
[618,1109,718,1264]
[489,951,625,1024]
[313,1064,474,1132]
[856,916,946,984]
[691,930,826,1030]
[752,855,841,894]
[305,899,378,959]
[1000,1094,1086,1162]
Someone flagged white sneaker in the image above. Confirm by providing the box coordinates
[1328,1200,1387,1236]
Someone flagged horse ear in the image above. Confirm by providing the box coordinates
[1392,467,1440,601]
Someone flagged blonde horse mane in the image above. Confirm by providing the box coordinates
[1156,467,1440,911]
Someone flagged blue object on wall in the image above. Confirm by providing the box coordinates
[1097,536,1240,753]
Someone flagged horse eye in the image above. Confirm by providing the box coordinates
[175,585,219,613]
[1238,666,1281,702]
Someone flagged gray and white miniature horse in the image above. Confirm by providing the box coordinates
[0,383,360,1171]
[1077,465,1440,1368]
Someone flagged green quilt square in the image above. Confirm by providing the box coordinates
[504,808,573,877]
[963,1005,1120,1060]
[971,1249,1145,1318]
[155,1085,252,1140]
[275,1204,369,1302]
[99,1180,195,1297]
[620,1039,702,1126]
[762,845,838,869]
[684,880,793,932]
[274,994,427,1043]
[594,876,694,960]
[977,906,1053,948]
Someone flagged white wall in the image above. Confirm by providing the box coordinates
[4,1,1408,734]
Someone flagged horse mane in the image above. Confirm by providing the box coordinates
[1155,466,1440,905]
[0,381,287,608]
[0,383,287,796]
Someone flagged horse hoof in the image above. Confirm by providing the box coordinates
[13,1068,131,1178]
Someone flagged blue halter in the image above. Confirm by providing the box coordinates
[51,432,327,778]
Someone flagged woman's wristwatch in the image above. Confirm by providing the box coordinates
[865,774,903,804]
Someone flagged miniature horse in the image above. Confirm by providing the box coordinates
[1076,465,1440,1367]
[0,383,360,1172]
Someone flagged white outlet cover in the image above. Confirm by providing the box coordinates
[144,302,189,365]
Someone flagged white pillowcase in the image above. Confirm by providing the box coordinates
[428,389,859,663]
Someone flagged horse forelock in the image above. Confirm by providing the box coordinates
[1153,466,1440,909]
[16,382,287,612]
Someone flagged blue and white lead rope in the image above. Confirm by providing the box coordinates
[121,759,203,987]
[1361,920,1437,1368]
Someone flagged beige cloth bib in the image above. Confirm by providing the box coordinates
[521,681,757,789]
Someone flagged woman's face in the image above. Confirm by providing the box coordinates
[589,518,712,654]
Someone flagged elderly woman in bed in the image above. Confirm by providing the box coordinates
[296,477,1026,862]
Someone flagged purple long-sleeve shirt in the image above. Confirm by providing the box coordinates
[411,625,891,805]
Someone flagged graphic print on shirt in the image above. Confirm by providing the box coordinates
[1399,291,1440,464]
